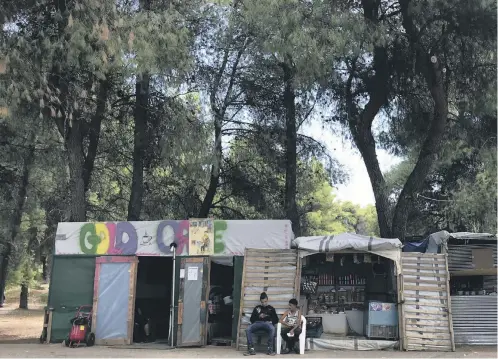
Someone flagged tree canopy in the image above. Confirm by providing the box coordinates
[0,0,495,306]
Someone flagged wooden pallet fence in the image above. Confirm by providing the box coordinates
[401,252,455,352]
[236,249,301,350]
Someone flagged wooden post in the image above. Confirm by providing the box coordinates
[442,247,455,352]
[397,270,407,351]
[46,310,53,344]
[127,259,138,345]
[91,259,101,336]
[294,251,302,299]
[235,249,249,350]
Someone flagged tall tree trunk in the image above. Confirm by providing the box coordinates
[345,0,391,238]
[19,283,28,309]
[128,74,150,221]
[41,256,47,282]
[0,253,9,307]
[391,0,449,240]
[127,0,152,221]
[199,110,223,218]
[0,132,35,307]
[66,122,87,222]
[19,227,38,309]
[351,121,392,238]
[198,35,247,218]
[46,0,108,222]
[282,62,301,236]
[83,79,110,193]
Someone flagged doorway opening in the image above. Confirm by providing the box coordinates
[207,260,234,345]
[134,257,173,344]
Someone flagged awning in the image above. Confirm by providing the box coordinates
[292,233,402,269]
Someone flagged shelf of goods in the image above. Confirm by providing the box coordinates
[302,272,367,314]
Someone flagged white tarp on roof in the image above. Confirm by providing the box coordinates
[292,233,402,269]
[449,231,496,240]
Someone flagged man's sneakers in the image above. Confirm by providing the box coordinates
[281,345,298,354]
[244,347,275,356]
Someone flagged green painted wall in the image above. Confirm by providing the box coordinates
[47,256,96,342]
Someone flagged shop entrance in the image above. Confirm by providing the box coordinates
[133,257,173,344]
[207,260,235,345]
[301,253,399,350]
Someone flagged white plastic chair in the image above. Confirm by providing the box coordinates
[276,316,306,355]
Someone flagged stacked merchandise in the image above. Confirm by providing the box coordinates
[302,254,370,315]
[301,275,318,295]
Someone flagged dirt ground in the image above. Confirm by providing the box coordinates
[0,286,496,358]
[0,344,496,358]
[0,285,47,344]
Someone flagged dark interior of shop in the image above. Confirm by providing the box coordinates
[134,257,173,343]
[207,261,234,343]
[301,253,398,340]
[450,275,490,295]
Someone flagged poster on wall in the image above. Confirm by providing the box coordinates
[188,218,214,255]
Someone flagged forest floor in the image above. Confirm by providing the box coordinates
[0,284,47,344]
[0,285,496,357]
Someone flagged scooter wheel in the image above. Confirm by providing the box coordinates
[86,332,95,347]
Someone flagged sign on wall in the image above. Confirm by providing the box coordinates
[54,220,292,257]
[188,219,214,255]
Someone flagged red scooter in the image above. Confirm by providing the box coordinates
[64,305,95,347]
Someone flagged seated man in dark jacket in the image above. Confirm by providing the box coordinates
[244,292,279,356]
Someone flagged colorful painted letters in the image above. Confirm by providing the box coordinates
[77,220,225,256]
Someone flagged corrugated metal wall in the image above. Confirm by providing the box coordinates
[448,244,497,272]
[451,296,497,345]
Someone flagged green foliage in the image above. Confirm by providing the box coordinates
[385,135,497,235]
[304,186,380,237]
[0,0,494,302]
[6,258,41,290]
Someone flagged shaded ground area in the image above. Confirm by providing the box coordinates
[0,285,47,344]
[0,344,496,358]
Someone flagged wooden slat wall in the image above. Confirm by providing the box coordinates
[401,252,455,352]
[236,249,301,350]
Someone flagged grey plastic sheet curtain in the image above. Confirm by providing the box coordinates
[95,262,131,341]
[181,261,203,344]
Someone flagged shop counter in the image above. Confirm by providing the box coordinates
[313,313,348,336]
[310,310,365,337]
[345,309,364,336]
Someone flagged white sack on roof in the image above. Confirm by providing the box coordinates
[426,230,496,253]
[292,233,402,270]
